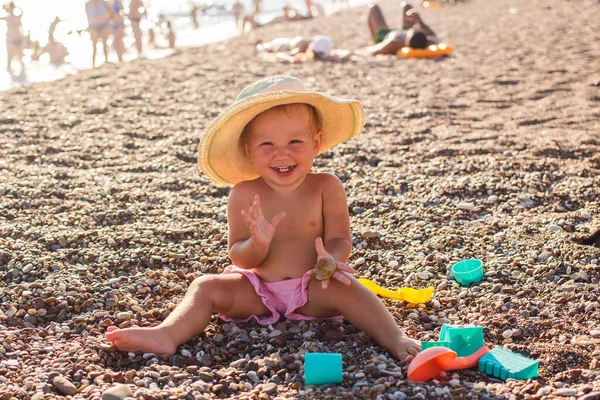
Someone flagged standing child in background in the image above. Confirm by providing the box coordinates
[190,4,199,29]
[147,26,156,48]
[166,20,176,48]
[231,0,245,30]
[105,75,421,363]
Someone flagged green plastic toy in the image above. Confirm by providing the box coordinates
[421,341,452,350]
[478,347,539,380]
[421,324,485,357]
[440,324,485,357]
[358,279,433,304]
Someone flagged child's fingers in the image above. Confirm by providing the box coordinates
[241,209,254,226]
[332,271,351,285]
[270,211,286,228]
[321,279,329,289]
[248,200,260,219]
[335,262,356,274]
[314,237,328,256]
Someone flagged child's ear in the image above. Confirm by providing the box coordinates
[242,139,251,158]
[313,130,323,152]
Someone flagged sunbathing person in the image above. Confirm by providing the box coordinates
[256,35,351,63]
[365,2,438,55]
[242,5,320,31]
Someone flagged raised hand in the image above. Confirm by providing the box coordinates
[309,237,356,289]
[240,194,286,248]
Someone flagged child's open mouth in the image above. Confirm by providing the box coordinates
[272,165,296,175]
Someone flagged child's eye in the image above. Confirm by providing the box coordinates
[290,140,302,144]
[260,142,273,146]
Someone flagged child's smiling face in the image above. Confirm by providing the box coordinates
[244,104,322,191]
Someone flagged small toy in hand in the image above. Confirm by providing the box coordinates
[314,258,337,280]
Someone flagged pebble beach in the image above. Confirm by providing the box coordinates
[1,0,600,398]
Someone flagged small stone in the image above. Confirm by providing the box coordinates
[579,393,600,400]
[538,251,552,261]
[53,376,77,395]
[370,384,386,394]
[169,355,185,367]
[116,312,132,320]
[417,272,430,280]
[555,388,577,396]
[590,330,600,338]
[548,225,563,232]
[247,371,259,384]
[262,382,277,394]
[502,329,513,339]
[457,202,475,211]
[314,258,337,280]
[102,384,134,400]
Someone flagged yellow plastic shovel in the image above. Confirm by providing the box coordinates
[358,279,434,304]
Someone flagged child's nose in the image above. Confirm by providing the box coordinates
[274,146,291,158]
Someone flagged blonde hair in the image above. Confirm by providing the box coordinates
[239,103,322,158]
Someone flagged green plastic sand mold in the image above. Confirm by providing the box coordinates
[421,324,485,357]
[478,347,539,380]
[358,279,434,304]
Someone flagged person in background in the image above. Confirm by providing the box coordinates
[148,25,156,48]
[34,35,69,65]
[190,4,199,29]
[48,16,63,39]
[365,2,438,55]
[242,5,313,31]
[166,20,176,49]
[1,2,26,74]
[128,0,145,57]
[231,0,245,30]
[85,0,112,67]
[253,0,261,15]
[110,0,126,62]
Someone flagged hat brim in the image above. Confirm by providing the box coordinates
[198,90,365,186]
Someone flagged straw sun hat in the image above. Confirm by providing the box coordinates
[198,75,365,186]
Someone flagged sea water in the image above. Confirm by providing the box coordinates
[0,0,367,91]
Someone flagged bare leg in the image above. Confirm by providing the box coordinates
[400,2,414,29]
[305,0,313,16]
[296,275,421,362]
[368,4,389,41]
[105,274,270,358]
[91,39,97,68]
[101,38,109,64]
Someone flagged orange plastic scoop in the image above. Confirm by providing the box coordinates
[408,346,489,382]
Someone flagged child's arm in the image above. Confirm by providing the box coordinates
[227,187,285,269]
[412,12,439,43]
[321,174,352,262]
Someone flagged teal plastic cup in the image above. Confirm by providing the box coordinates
[304,353,343,385]
[451,259,483,286]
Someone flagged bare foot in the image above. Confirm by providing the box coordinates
[393,335,421,362]
[105,326,177,359]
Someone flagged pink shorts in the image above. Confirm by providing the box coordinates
[218,265,343,325]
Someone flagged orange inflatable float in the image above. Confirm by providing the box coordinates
[422,1,442,8]
[397,43,453,58]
